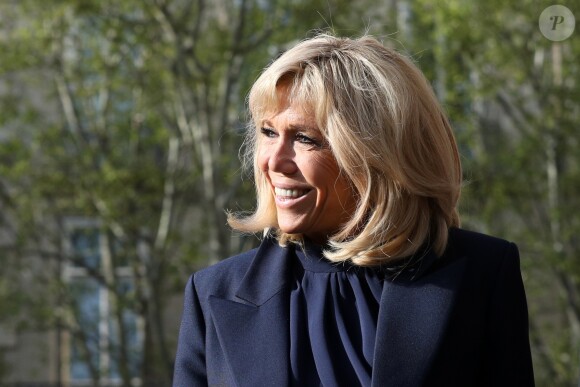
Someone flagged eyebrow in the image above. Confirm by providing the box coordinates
[262,120,319,133]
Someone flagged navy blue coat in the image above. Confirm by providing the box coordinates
[173,228,534,386]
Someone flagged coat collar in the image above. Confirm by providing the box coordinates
[234,236,292,306]
[208,237,293,386]
[209,237,467,387]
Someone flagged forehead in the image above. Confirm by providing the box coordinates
[252,73,317,115]
[260,84,318,129]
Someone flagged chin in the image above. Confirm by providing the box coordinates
[277,227,303,235]
[276,223,306,236]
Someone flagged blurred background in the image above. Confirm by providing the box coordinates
[0,0,578,386]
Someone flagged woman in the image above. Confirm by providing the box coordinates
[173,34,534,386]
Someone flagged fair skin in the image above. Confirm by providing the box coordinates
[257,85,357,243]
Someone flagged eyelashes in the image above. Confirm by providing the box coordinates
[260,127,276,138]
[260,127,322,148]
[296,133,319,146]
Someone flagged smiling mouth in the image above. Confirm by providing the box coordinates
[274,187,309,199]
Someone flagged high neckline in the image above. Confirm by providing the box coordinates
[289,238,384,386]
[294,239,355,273]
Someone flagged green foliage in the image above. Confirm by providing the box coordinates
[405,1,580,385]
[1,0,578,384]
[0,0,377,383]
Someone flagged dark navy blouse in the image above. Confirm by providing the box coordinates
[289,242,385,386]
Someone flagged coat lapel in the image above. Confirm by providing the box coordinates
[371,250,468,387]
[208,238,292,387]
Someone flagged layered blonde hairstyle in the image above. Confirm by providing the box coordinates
[228,34,462,266]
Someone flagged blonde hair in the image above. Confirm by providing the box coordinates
[228,34,462,266]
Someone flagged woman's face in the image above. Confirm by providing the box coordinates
[257,87,357,243]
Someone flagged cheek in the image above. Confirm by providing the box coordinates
[256,147,269,172]
[312,157,355,205]
[305,154,343,188]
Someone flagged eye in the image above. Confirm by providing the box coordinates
[260,127,277,138]
[296,133,320,147]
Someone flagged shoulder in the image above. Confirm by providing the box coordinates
[436,227,521,279]
[447,227,517,258]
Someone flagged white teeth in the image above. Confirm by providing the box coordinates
[274,187,305,198]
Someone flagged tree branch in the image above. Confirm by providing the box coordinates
[154,136,179,251]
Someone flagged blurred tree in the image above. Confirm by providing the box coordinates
[0,0,373,384]
[405,0,580,385]
[2,0,577,384]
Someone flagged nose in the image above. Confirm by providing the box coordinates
[267,138,297,175]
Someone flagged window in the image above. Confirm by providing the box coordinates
[63,218,143,386]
